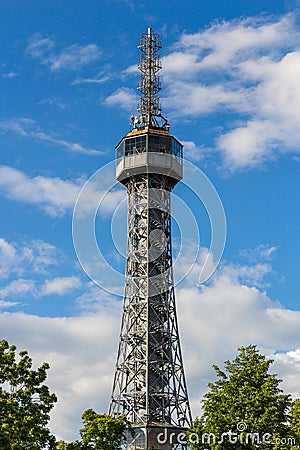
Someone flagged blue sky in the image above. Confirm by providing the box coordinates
[1,0,300,442]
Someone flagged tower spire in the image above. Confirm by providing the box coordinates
[134,27,169,130]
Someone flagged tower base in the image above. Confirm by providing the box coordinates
[124,425,189,450]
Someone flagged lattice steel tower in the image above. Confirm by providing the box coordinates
[109,28,192,450]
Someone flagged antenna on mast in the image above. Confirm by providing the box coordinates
[132,27,169,130]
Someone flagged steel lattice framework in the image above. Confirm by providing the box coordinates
[138,29,162,127]
[109,28,192,450]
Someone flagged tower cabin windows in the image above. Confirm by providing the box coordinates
[116,133,183,163]
[125,135,147,156]
[148,135,171,154]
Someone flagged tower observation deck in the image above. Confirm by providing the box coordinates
[109,28,192,449]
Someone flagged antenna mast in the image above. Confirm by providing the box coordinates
[137,27,169,129]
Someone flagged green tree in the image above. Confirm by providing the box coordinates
[289,399,300,449]
[188,345,291,449]
[79,409,132,450]
[0,339,57,449]
[56,440,84,449]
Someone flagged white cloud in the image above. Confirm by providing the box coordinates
[0,238,83,304]
[0,237,78,305]
[219,262,273,288]
[0,118,102,155]
[174,242,273,291]
[163,52,201,77]
[273,349,300,399]
[0,166,82,217]
[26,35,55,59]
[0,238,17,277]
[172,245,300,411]
[0,300,18,309]
[238,244,278,262]
[75,283,122,313]
[168,81,251,116]
[0,163,126,220]
[41,277,82,296]
[72,72,110,85]
[126,14,300,170]
[0,309,121,441]
[26,34,101,72]
[174,15,294,71]
[49,44,100,71]
[72,168,127,220]
[217,120,273,168]
[176,268,300,414]
[122,63,138,75]
[0,237,61,279]
[181,140,205,162]
[30,240,64,273]
[104,87,138,111]
[217,49,300,168]
[0,278,36,298]
[0,117,33,137]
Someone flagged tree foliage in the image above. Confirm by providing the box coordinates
[289,399,300,449]
[79,409,132,450]
[58,410,132,450]
[0,339,57,449]
[56,440,84,449]
[188,345,293,449]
